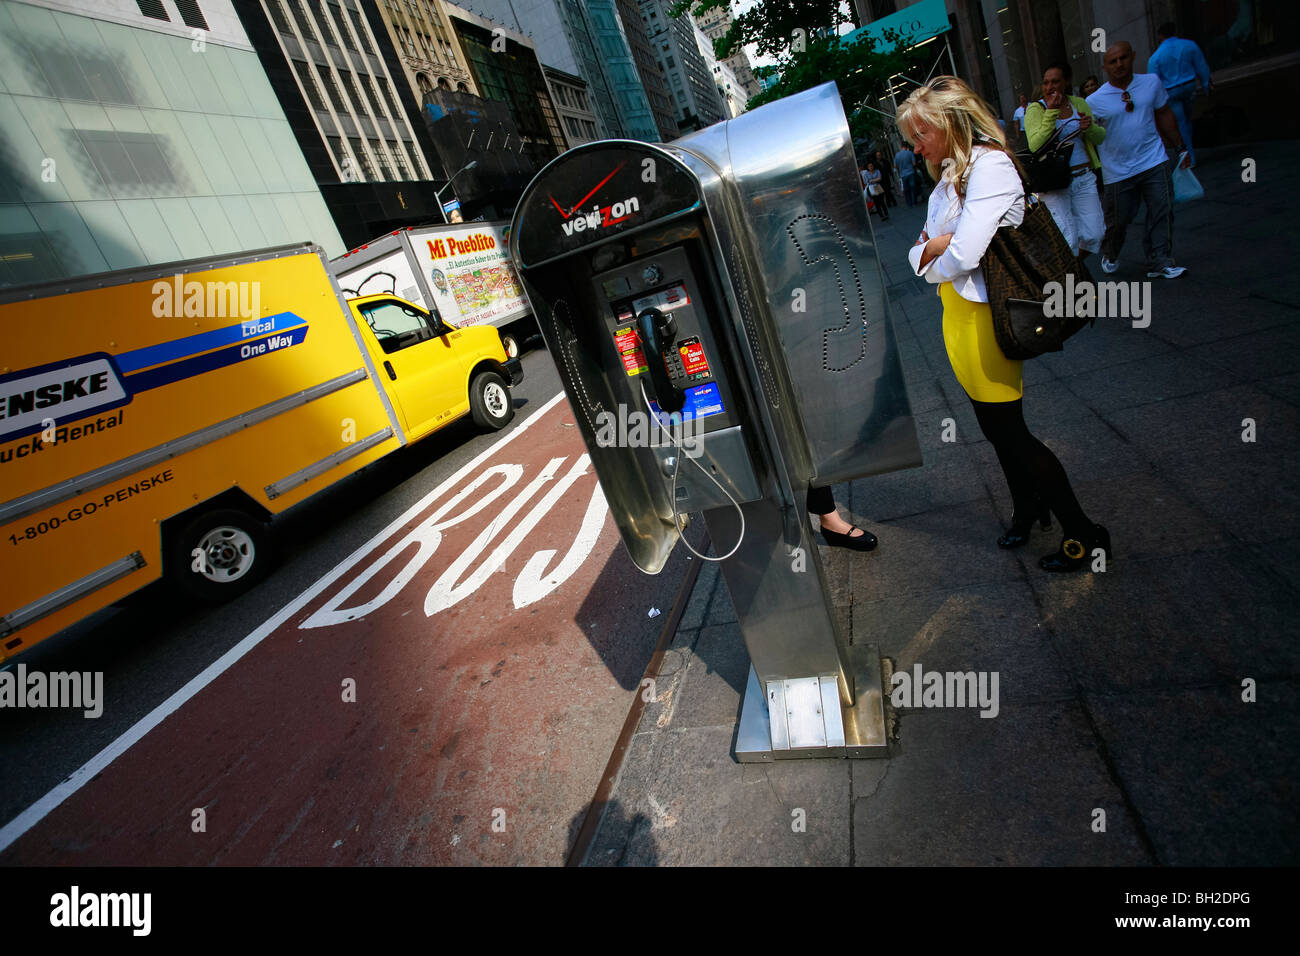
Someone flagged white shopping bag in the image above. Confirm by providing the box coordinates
[1172,154,1204,203]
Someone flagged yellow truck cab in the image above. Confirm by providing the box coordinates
[348,292,518,438]
[0,243,522,661]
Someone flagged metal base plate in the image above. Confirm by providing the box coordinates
[734,643,888,762]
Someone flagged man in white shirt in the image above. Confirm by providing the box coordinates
[1087,41,1191,279]
[1013,94,1028,140]
[1147,21,1213,167]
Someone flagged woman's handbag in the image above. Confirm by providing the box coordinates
[982,176,1096,360]
[869,183,884,196]
[1014,117,1076,193]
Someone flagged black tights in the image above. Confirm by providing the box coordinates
[970,398,1091,537]
[807,484,835,516]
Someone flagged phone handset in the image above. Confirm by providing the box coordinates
[636,307,686,414]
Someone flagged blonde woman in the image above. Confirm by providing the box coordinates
[899,77,1109,572]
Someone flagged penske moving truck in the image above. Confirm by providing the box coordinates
[331,220,536,360]
[0,243,522,662]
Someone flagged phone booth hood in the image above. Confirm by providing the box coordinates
[510,82,921,574]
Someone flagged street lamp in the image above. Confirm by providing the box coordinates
[437,160,478,222]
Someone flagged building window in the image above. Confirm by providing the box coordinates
[327,2,359,52]
[388,140,412,179]
[320,68,348,114]
[135,0,168,21]
[174,1,208,33]
[293,61,327,111]
[348,137,376,179]
[360,75,386,119]
[348,7,375,55]
[78,129,177,188]
[266,0,293,35]
[343,72,369,118]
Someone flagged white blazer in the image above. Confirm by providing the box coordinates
[907,145,1026,303]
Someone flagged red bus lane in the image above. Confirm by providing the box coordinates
[1,396,688,865]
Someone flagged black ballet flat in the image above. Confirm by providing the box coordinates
[820,526,878,552]
[997,502,1052,550]
[1039,524,1111,572]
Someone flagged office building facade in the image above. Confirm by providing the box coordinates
[616,0,678,140]
[639,0,726,131]
[692,0,761,100]
[234,0,457,246]
[0,0,344,287]
[544,65,603,147]
[368,0,477,99]
[472,0,661,141]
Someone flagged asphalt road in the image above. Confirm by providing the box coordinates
[0,344,572,831]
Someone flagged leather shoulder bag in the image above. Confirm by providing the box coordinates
[980,161,1096,360]
[1014,105,1078,193]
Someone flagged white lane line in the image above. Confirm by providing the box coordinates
[0,390,569,854]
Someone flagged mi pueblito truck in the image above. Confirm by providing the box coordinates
[0,243,522,662]
[331,221,536,360]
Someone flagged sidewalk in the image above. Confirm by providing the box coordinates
[581,141,1300,866]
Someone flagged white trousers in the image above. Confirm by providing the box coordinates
[1041,171,1105,255]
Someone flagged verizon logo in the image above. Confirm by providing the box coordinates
[560,196,641,237]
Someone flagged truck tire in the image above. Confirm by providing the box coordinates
[500,332,520,359]
[469,370,515,430]
[167,507,271,602]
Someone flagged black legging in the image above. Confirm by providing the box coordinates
[971,398,1090,536]
[808,484,835,516]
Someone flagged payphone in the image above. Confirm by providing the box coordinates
[510,83,922,760]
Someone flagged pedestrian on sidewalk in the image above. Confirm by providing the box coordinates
[1087,40,1192,279]
[864,162,889,221]
[1080,75,1101,98]
[895,141,920,207]
[1147,21,1213,167]
[1013,93,1028,136]
[899,76,1110,572]
[1025,62,1106,261]
[874,150,898,207]
[913,143,933,193]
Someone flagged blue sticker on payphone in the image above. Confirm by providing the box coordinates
[650,382,724,422]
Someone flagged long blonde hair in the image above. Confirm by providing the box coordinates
[897,76,1017,201]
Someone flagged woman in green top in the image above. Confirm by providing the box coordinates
[1024,62,1107,260]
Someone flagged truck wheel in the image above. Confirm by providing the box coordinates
[469,370,515,430]
[501,333,520,359]
[168,508,271,602]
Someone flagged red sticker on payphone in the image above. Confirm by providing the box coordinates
[678,338,710,378]
[614,326,647,376]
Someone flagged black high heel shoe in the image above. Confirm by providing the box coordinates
[1039,524,1111,572]
[820,525,878,552]
[997,501,1052,549]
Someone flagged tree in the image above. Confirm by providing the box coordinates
[671,0,926,143]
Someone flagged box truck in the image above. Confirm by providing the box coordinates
[0,243,522,661]
[331,221,536,360]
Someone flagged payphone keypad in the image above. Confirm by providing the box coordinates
[595,248,740,434]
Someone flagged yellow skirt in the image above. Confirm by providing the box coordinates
[939,282,1023,402]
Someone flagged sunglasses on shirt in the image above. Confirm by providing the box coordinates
[1121,90,1134,112]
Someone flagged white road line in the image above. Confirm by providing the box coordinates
[0,390,568,855]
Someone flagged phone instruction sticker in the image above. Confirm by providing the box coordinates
[677,337,710,380]
[650,382,725,422]
[614,325,646,376]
